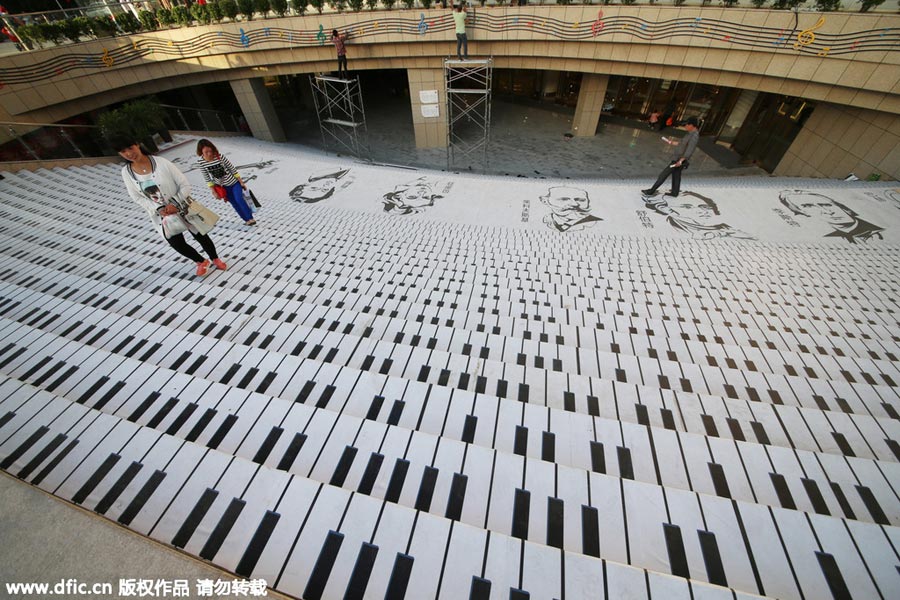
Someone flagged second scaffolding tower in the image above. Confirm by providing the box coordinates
[445,58,492,172]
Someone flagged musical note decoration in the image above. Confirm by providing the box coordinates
[264,28,270,37]
[418,13,428,35]
[817,47,830,56]
[240,28,250,48]
[794,16,825,51]
[101,48,114,68]
[316,24,326,45]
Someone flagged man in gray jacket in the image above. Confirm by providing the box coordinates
[642,116,700,198]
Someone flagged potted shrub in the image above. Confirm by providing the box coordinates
[238,0,256,20]
[290,0,308,15]
[138,9,157,31]
[254,0,272,18]
[220,0,240,21]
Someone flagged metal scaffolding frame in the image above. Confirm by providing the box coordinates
[310,74,370,160]
[445,58,492,172]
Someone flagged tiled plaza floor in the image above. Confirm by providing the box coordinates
[0,135,897,600]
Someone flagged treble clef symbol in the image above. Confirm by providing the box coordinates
[418,13,428,35]
[591,10,604,37]
[101,48,114,67]
[794,16,825,51]
[316,24,326,45]
[239,28,250,48]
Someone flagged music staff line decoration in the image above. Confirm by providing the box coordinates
[0,14,896,86]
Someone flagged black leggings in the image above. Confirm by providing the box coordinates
[337,54,347,75]
[166,231,218,263]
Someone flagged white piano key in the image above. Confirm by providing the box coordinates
[696,494,763,596]
[365,500,417,598]
[767,507,834,600]
[622,478,671,575]
[588,471,628,565]
[485,451,523,538]
[482,528,521,600]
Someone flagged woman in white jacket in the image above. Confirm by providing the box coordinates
[114,139,227,277]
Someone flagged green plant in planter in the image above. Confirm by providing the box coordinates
[814,0,840,9]
[238,0,255,19]
[290,0,308,14]
[859,0,885,10]
[330,0,347,11]
[254,0,271,17]
[172,5,190,26]
[38,21,65,45]
[750,0,767,7]
[100,97,170,151]
[117,11,142,33]
[722,0,739,6]
[348,0,364,11]
[365,0,378,10]
[401,0,414,9]
[59,17,86,42]
[156,8,174,27]
[138,9,157,30]
[310,0,326,13]
[220,0,239,20]
[271,0,289,16]
[16,23,43,48]
[206,1,223,22]
[382,0,395,9]
[191,3,212,25]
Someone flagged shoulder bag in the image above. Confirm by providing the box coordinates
[184,196,220,235]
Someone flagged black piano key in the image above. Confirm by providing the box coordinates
[510,589,530,600]
[770,473,797,510]
[207,414,238,450]
[587,396,599,417]
[17,433,66,480]
[445,472,468,521]
[118,469,165,526]
[701,414,719,437]
[128,392,160,422]
[517,384,529,403]
[32,359,66,386]
[358,452,385,495]
[165,403,198,436]
[72,453,121,505]
[475,376,487,394]
[462,415,477,444]
[384,553,414,600]
[415,466,439,512]
[660,408,676,430]
[0,346,25,369]
[304,530,344,600]
[831,432,855,457]
[417,365,430,383]
[589,441,605,474]
[725,418,746,442]
[616,446,633,480]
[698,531,728,586]
[237,367,259,389]
[21,356,52,381]
[581,505,600,557]
[0,411,14,429]
[663,524,690,578]
[235,510,281,577]
[882,402,899,420]
[547,497,564,549]
[76,376,110,405]
[514,426,528,456]
[750,421,771,445]
[344,542,379,600]
[296,380,316,403]
[470,576,492,600]
[708,462,731,498]
[816,552,852,600]
[253,427,284,465]
[385,459,410,503]
[31,439,78,485]
[829,482,856,520]
[366,396,385,420]
[512,488,530,540]
[92,381,126,411]
[185,355,207,375]
[185,408,216,442]
[219,363,241,385]
[496,380,508,399]
[315,385,336,409]
[255,371,277,395]
[635,404,650,426]
[172,488,219,547]
[277,433,307,471]
[541,432,555,463]
[94,460,143,515]
[856,485,889,525]
[330,446,358,487]
[0,425,50,470]
[563,392,575,412]
[199,497,246,560]
[801,478,830,515]
[886,439,900,462]
[45,365,78,392]
[387,400,405,426]
[146,397,178,429]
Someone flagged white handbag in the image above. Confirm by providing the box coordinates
[184,196,220,235]
[161,213,188,238]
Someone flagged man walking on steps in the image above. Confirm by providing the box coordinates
[642,116,700,198]
[453,4,469,60]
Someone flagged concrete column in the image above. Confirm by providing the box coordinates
[229,78,286,143]
[407,68,447,149]
[571,74,609,137]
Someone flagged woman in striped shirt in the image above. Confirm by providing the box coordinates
[195,139,257,225]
